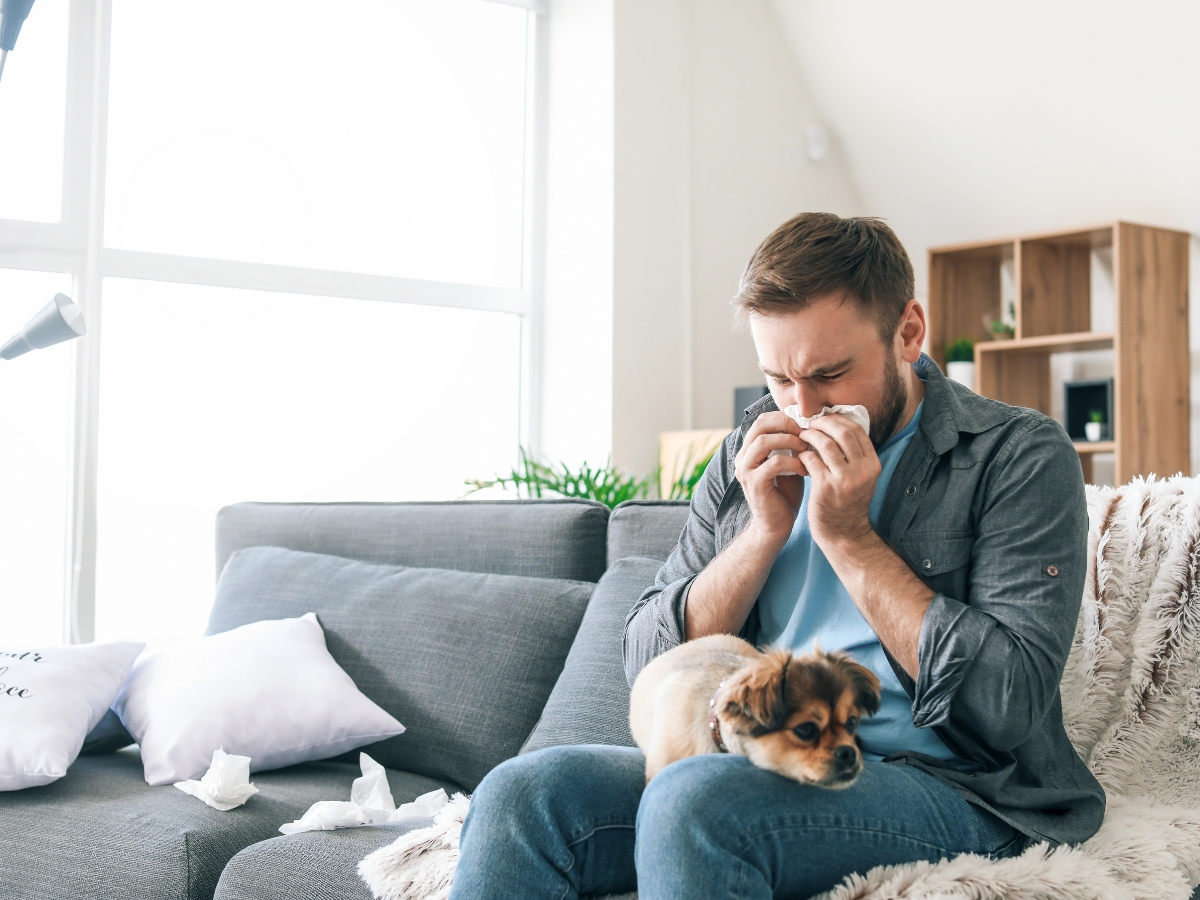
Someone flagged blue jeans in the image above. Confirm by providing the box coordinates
[448,746,1023,900]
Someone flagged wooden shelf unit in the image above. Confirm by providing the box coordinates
[929,221,1190,485]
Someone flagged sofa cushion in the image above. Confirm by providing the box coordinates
[521,557,663,754]
[606,500,690,566]
[215,819,427,900]
[215,499,610,583]
[0,748,455,900]
[207,547,594,791]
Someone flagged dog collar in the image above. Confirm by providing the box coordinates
[708,681,729,753]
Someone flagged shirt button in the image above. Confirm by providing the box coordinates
[923,559,932,569]
[906,485,917,495]
[1047,564,1059,577]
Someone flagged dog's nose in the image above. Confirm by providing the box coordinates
[834,745,858,766]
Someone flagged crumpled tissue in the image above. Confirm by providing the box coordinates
[278,753,451,834]
[174,748,259,811]
[783,404,870,435]
[769,404,871,475]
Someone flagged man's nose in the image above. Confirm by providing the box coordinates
[790,383,828,419]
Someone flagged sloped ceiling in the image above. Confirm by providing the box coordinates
[769,0,1200,295]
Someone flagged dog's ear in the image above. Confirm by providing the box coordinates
[721,649,791,735]
[834,655,881,718]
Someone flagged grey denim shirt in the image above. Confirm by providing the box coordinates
[623,353,1105,847]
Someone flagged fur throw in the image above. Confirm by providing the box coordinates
[360,476,1200,900]
[358,793,471,900]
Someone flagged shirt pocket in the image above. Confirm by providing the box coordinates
[894,531,973,578]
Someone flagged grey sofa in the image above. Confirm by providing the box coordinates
[0,498,690,900]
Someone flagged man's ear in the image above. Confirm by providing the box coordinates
[897,298,926,364]
[721,650,791,735]
[834,655,881,718]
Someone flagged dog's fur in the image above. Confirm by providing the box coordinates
[629,634,882,786]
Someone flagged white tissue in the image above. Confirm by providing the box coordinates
[279,800,372,833]
[783,404,870,435]
[174,747,259,811]
[278,753,449,835]
[388,788,450,823]
[768,405,872,477]
[350,752,397,822]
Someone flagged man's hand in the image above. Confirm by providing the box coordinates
[733,411,809,549]
[800,413,931,679]
[798,414,881,550]
[682,412,807,641]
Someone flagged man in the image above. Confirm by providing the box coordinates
[449,214,1104,900]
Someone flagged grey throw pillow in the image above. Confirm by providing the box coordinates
[80,709,135,755]
[520,556,663,754]
[207,547,594,791]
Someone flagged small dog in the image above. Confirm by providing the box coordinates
[629,634,881,786]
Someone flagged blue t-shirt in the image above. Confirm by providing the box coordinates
[755,402,966,766]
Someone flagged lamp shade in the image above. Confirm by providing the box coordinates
[1,293,87,360]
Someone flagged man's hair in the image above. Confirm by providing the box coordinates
[733,213,915,342]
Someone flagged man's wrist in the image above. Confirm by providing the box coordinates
[740,521,791,558]
[821,526,884,569]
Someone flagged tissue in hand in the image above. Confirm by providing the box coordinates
[768,404,871,474]
[174,747,259,811]
[783,404,870,435]
[278,752,451,834]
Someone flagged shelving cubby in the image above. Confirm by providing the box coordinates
[928,221,1190,485]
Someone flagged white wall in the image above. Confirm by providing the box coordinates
[606,0,862,477]
[688,0,861,433]
[542,0,864,479]
[540,0,615,468]
[770,0,1200,474]
[611,0,693,476]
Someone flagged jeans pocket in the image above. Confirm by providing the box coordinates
[988,830,1028,859]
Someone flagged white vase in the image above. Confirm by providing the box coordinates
[1085,422,1103,442]
[946,361,976,392]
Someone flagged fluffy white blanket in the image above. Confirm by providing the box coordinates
[361,476,1200,900]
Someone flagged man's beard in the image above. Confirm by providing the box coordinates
[869,354,908,449]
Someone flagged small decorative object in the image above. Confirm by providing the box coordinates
[1065,379,1113,443]
[944,337,976,390]
[982,301,1016,340]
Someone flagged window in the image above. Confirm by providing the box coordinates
[0,269,74,645]
[105,0,529,286]
[0,0,67,222]
[0,0,544,644]
[94,280,521,643]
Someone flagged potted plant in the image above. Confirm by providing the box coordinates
[945,338,976,391]
[982,302,1016,340]
[1085,410,1105,442]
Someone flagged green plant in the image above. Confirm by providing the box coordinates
[1089,409,1105,424]
[665,446,717,500]
[466,448,654,509]
[989,320,1015,339]
[945,337,976,363]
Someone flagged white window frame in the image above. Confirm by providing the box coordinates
[0,0,548,643]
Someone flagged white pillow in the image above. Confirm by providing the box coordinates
[0,640,145,791]
[113,612,405,785]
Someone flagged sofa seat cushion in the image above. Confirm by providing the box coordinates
[214,819,428,900]
[0,748,457,900]
[521,557,663,753]
[207,547,594,790]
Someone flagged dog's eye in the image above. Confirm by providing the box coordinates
[793,722,819,742]
[845,717,859,736]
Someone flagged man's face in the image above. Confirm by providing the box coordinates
[749,294,910,448]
